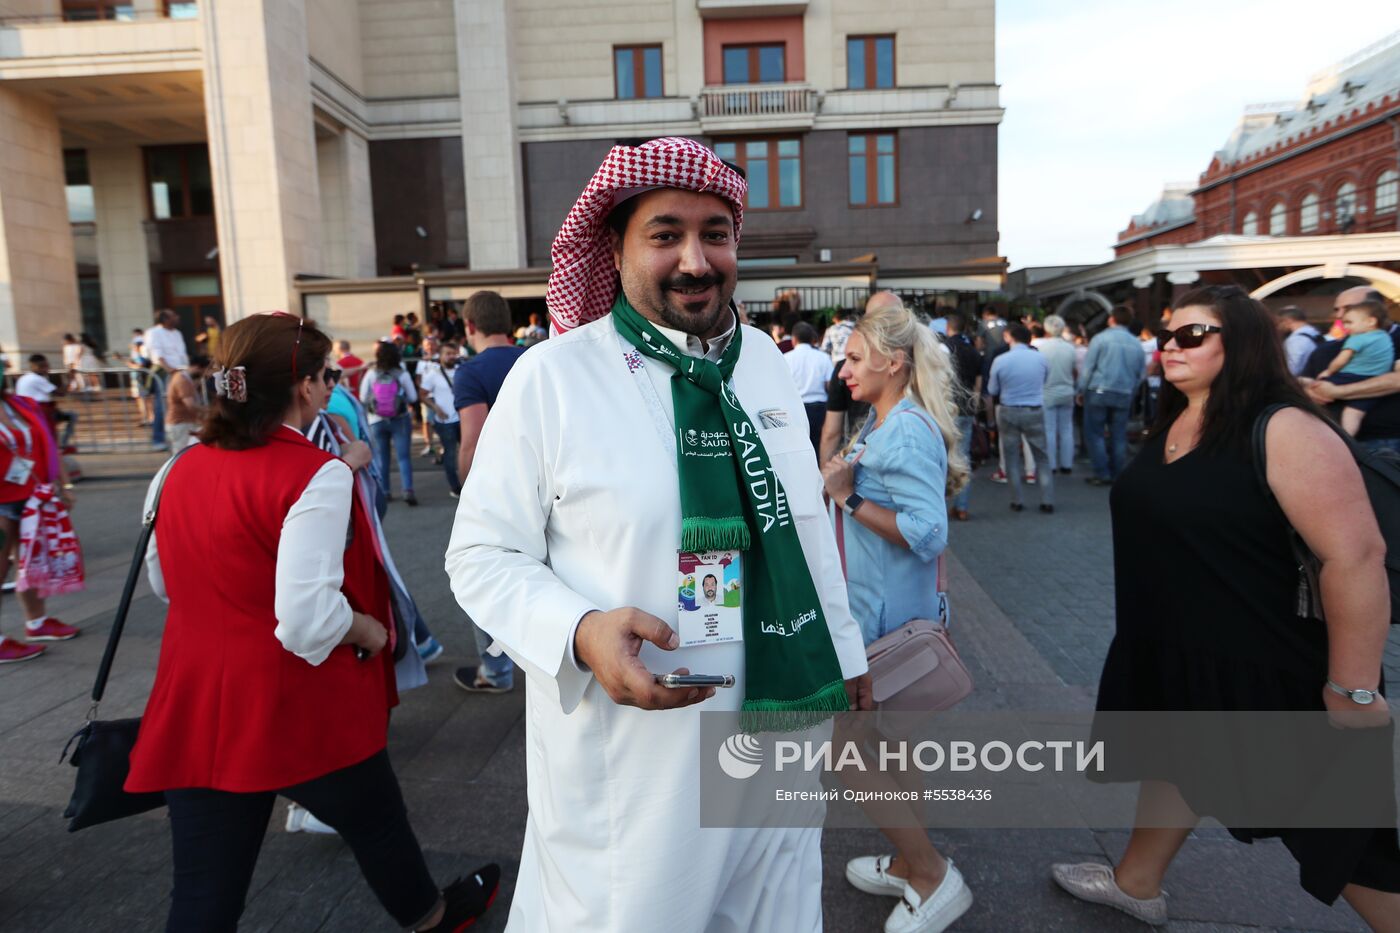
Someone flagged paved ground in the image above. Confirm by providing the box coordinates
[0,443,1394,931]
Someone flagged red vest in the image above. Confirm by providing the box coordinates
[127,428,397,793]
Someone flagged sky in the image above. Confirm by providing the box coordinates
[998,0,1400,270]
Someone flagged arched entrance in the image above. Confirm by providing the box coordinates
[1251,264,1400,301]
[1055,289,1113,329]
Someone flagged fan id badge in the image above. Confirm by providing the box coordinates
[677,550,743,647]
[4,455,33,486]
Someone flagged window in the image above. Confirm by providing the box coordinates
[848,133,897,206]
[165,0,197,17]
[737,256,799,269]
[1269,200,1286,235]
[1377,170,1399,215]
[1241,211,1258,236]
[145,143,214,220]
[846,35,895,90]
[1299,192,1319,232]
[61,0,134,20]
[614,45,662,100]
[64,150,94,224]
[1335,182,1358,224]
[722,44,785,84]
[712,138,801,209]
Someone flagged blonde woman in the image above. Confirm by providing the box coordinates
[820,302,972,933]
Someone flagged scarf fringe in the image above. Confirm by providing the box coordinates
[739,680,850,734]
[681,516,751,553]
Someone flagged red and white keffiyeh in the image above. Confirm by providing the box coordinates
[547,137,747,333]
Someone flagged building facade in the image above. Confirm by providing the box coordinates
[0,0,1002,358]
[1116,32,1400,258]
[1027,32,1400,327]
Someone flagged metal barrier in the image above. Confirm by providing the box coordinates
[3,367,165,454]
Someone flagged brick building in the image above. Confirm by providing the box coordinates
[1117,32,1400,257]
[1028,33,1400,324]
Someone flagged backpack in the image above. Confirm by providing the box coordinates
[1252,403,1400,623]
[371,370,407,419]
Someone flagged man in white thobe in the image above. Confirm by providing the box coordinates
[445,138,869,932]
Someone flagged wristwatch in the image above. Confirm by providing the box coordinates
[1327,680,1379,705]
[842,493,866,515]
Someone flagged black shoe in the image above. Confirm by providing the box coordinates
[1039,504,1055,514]
[1057,467,1072,475]
[405,492,419,506]
[1009,502,1024,512]
[423,864,501,932]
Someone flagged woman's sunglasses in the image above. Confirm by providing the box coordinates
[1156,323,1222,351]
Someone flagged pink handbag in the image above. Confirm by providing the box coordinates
[864,616,973,712]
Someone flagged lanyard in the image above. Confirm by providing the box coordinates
[614,326,680,460]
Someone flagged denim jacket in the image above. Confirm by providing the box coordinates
[842,398,948,645]
[1077,326,1146,395]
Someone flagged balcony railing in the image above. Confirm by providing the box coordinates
[700,82,817,120]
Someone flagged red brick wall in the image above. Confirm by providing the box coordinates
[1114,94,1400,254]
[1115,222,1202,257]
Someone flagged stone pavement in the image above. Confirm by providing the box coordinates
[0,448,1392,931]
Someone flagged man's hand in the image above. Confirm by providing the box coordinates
[574,608,716,710]
[845,672,873,711]
[1306,380,1342,404]
[340,439,372,472]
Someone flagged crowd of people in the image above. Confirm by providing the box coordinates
[3,136,1398,932]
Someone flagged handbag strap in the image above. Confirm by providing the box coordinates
[88,445,195,709]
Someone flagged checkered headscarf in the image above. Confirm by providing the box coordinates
[546,137,746,333]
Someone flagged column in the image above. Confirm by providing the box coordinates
[672,0,705,97]
[201,0,323,318]
[316,126,376,279]
[455,0,527,271]
[88,146,156,344]
[0,87,81,365]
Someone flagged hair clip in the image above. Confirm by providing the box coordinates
[212,366,248,403]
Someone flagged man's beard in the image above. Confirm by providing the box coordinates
[638,273,735,337]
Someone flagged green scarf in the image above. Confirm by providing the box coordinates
[611,295,848,732]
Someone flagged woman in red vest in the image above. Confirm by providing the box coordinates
[126,313,497,932]
[0,355,79,664]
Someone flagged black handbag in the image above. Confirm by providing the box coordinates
[60,447,192,832]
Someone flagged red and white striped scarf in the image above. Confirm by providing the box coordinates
[546,137,747,334]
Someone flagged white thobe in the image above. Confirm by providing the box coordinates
[445,314,867,933]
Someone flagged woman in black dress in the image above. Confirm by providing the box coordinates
[1052,285,1400,928]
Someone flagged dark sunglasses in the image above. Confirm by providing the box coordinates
[1156,323,1222,351]
[322,367,340,386]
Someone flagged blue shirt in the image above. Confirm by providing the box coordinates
[842,399,948,644]
[1340,329,1395,377]
[1078,325,1146,395]
[452,345,526,412]
[987,344,1048,406]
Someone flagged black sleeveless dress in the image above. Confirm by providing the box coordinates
[1096,428,1400,903]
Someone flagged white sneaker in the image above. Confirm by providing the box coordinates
[884,862,973,933]
[285,803,338,835]
[846,854,908,898]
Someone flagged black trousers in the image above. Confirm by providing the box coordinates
[804,401,826,454]
[163,750,439,932]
